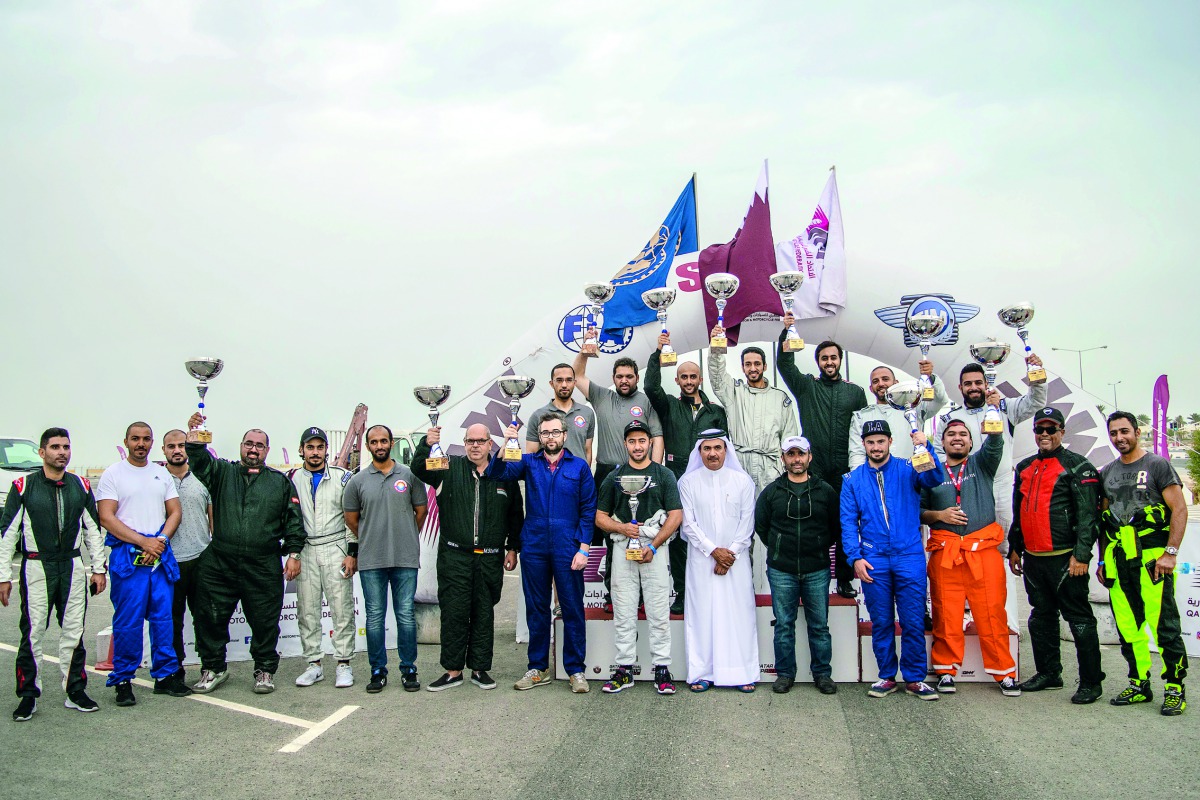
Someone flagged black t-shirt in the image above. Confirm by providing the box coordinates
[597,463,681,525]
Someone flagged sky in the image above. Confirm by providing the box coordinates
[2,1,1197,469]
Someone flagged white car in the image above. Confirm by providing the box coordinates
[0,437,41,497]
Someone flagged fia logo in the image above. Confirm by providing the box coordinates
[874,294,980,347]
[557,304,632,355]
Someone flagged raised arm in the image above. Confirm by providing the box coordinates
[572,336,593,398]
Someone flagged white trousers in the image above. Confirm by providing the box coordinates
[295,539,356,662]
[610,537,671,667]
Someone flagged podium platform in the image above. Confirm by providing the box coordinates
[856,620,1020,682]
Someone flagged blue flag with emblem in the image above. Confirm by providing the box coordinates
[601,178,698,333]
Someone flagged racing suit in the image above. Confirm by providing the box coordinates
[707,349,798,493]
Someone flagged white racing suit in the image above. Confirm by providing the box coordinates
[707,351,799,493]
[848,376,948,469]
[610,510,671,667]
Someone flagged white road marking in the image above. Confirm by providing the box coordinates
[278,704,360,753]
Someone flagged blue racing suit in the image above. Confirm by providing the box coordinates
[105,529,180,684]
[841,451,944,683]
[487,449,596,675]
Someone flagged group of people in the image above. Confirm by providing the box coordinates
[0,317,1189,720]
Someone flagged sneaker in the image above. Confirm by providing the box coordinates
[772,676,794,694]
[1070,683,1103,705]
[153,674,193,697]
[906,681,939,701]
[65,690,99,712]
[114,681,136,707]
[12,697,36,721]
[471,670,497,690]
[936,675,956,694]
[1110,679,1153,706]
[1000,677,1022,697]
[1161,684,1186,717]
[654,667,676,696]
[569,672,590,693]
[513,668,553,691]
[253,670,276,694]
[427,672,465,692]
[401,670,421,692]
[1018,672,1063,693]
[602,668,634,694]
[867,679,898,698]
[835,580,858,599]
[335,663,354,688]
[366,670,387,693]
[295,662,324,687]
[815,676,838,695]
[192,669,229,694]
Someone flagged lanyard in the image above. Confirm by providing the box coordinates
[947,462,968,506]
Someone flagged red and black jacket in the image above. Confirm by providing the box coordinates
[1009,446,1102,562]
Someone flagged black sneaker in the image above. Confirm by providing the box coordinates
[1018,672,1064,692]
[114,681,137,707]
[65,690,99,713]
[772,676,794,694]
[154,674,193,697]
[471,670,497,690]
[670,597,684,616]
[366,671,387,693]
[426,672,464,692]
[1110,679,1153,706]
[1071,683,1103,705]
[602,668,634,694]
[835,580,858,599]
[1161,683,1186,717]
[654,666,676,695]
[815,676,838,695]
[401,670,421,692]
[12,697,36,722]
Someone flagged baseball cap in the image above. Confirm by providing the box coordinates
[781,436,811,453]
[1032,407,1065,428]
[861,419,891,439]
[623,420,653,439]
[941,419,972,439]
[301,426,328,445]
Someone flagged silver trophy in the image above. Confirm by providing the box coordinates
[905,310,948,401]
[615,474,653,561]
[885,381,935,472]
[641,287,678,366]
[769,271,805,352]
[997,302,1047,385]
[413,385,452,470]
[581,282,615,358]
[496,376,536,461]
[968,341,1011,435]
[704,273,740,355]
[185,358,224,444]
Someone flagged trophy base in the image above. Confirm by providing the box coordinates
[660,350,677,366]
[194,430,212,444]
[710,336,728,355]
[912,451,935,472]
[982,420,1004,435]
[782,337,805,352]
[503,446,523,462]
[921,388,935,402]
[625,547,643,561]
[1027,367,1047,385]
[425,457,450,471]
[581,342,599,358]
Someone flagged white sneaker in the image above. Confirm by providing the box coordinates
[335,663,354,688]
[192,669,228,694]
[253,670,276,694]
[296,662,324,687]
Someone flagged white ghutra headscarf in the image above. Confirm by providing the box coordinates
[683,428,750,479]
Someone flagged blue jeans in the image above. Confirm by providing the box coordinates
[359,567,418,674]
[767,566,832,680]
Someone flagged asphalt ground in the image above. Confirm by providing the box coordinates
[2,562,1198,800]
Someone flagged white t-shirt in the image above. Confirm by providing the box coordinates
[97,459,179,535]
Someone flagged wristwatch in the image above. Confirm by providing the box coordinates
[287,553,301,561]
[1165,546,1179,556]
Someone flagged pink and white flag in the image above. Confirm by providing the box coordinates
[1152,374,1170,458]
[774,168,846,318]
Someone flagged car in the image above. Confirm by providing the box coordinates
[0,437,41,497]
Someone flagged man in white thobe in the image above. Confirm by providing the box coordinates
[679,430,760,691]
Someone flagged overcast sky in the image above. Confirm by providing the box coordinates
[2,1,1197,468]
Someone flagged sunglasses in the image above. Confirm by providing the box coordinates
[1033,425,1061,435]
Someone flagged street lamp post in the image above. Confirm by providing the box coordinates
[1050,345,1108,388]
[1108,380,1121,411]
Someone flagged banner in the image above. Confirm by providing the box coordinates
[774,168,847,319]
[1153,374,1170,458]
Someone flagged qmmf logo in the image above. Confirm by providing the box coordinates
[393,479,409,493]
[573,414,587,429]
[557,304,632,355]
[874,294,980,347]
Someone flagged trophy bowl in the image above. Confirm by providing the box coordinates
[969,342,1011,366]
[704,273,740,299]
[768,271,804,295]
[497,376,536,400]
[584,282,616,305]
[997,301,1035,329]
[185,358,224,382]
[640,287,676,310]
[885,381,924,412]
[905,310,948,341]
[615,474,652,495]
[413,385,451,407]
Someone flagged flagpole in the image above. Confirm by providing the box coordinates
[691,171,699,246]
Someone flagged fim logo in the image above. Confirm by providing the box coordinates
[874,294,980,347]
[558,304,632,355]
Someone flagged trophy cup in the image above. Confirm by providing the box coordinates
[905,310,948,401]
[496,376,536,461]
[641,287,678,366]
[769,271,805,352]
[413,385,452,470]
[185,358,224,443]
[885,381,936,472]
[615,474,653,560]
[968,341,1011,435]
[581,282,615,358]
[704,273,740,355]
[997,301,1047,385]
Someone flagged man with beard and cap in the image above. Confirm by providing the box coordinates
[289,427,357,690]
[848,362,947,469]
[934,356,1047,539]
[97,422,188,706]
[776,318,868,598]
[920,412,1019,697]
[842,419,945,701]
[679,429,759,693]
[185,412,306,695]
[414,423,523,692]
[645,331,727,614]
[1,428,106,722]
[161,429,212,684]
[525,363,595,465]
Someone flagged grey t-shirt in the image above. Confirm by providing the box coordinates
[586,382,663,466]
[1100,452,1181,525]
[170,471,211,562]
[921,433,1003,536]
[342,462,428,570]
[525,399,595,460]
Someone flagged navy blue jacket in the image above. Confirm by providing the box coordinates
[486,449,596,555]
[841,450,945,562]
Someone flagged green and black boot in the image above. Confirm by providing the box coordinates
[1161,683,1186,717]
[1110,679,1153,706]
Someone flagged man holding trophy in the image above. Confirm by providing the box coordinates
[848,363,947,469]
[594,420,683,696]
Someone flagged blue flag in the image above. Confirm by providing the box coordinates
[601,178,698,332]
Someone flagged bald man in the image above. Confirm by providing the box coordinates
[646,333,728,613]
[412,424,524,691]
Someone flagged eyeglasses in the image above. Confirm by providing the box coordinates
[242,442,267,450]
[464,438,491,446]
[539,430,565,438]
[1033,426,1060,435]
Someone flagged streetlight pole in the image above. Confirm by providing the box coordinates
[1050,345,1108,388]
[1108,380,1121,411]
